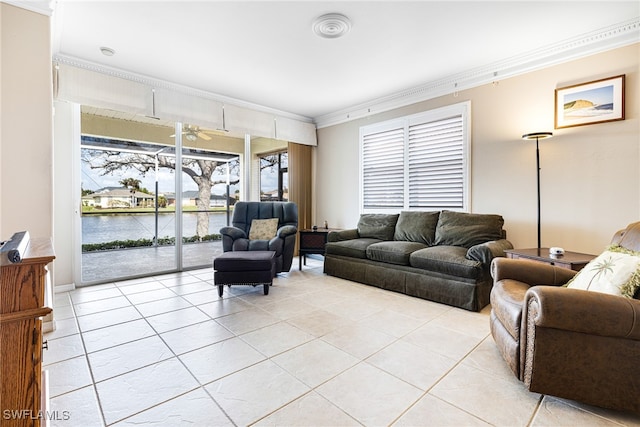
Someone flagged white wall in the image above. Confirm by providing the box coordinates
[316,43,640,255]
[0,4,53,239]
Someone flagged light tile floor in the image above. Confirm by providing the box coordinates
[45,257,640,426]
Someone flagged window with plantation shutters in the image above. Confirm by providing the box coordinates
[360,102,470,213]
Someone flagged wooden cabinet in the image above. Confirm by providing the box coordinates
[1,238,55,427]
[504,248,595,271]
[298,228,340,270]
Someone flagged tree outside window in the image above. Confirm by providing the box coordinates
[260,151,288,201]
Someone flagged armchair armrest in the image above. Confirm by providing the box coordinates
[276,225,297,239]
[524,286,640,339]
[219,226,247,241]
[328,228,359,242]
[467,239,514,266]
[522,284,640,412]
[491,257,576,286]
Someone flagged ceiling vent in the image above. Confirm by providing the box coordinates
[313,13,351,39]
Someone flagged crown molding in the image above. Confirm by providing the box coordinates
[2,0,55,16]
[52,54,315,124]
[314,17,640,129]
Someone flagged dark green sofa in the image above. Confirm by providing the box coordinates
[323,210,513,311]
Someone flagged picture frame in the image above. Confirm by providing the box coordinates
[554,75,625,129]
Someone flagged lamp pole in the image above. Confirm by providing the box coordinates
[535,136,541,250]
[522,132,553,251]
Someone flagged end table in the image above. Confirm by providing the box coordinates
[298,228,340,270]
[504,248,596,271]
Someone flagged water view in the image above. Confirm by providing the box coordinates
[82,211,231,244]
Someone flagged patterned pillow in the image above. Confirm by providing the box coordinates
[248,218,279,240]
[566,245,640,298]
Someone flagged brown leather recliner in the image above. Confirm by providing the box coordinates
[490,222,640,414]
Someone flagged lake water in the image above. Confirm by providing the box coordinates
[82,212,231,244]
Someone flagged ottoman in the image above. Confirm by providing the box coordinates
[213,251,276,296]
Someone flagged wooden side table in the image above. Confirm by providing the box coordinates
[298,228,340,270]
[504,248,596,271]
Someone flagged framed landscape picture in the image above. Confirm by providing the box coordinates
[555,75,625,129]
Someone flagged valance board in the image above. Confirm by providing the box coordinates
[54,62,317,146]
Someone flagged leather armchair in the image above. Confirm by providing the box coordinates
[220,201,298,273]
[490,222,640,414]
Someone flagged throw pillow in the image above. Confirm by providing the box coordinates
[357,214,399,241]
[434,210,504,248]
[566,245,640,298]
[394,211,440,245]
[248,218,279,240]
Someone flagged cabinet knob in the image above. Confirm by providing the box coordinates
[42,340,49,350]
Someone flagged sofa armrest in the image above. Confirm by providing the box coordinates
[466,239,514,266]
[328,228,359,242]
[491,257,576,286]
[524,286,640,339]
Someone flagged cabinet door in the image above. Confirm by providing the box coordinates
[0,318,42,427]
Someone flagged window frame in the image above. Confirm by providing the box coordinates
[359,101,471,213]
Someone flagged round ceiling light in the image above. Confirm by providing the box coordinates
[313,13,351,39]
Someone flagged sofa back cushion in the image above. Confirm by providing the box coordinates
[393,211,440,245]
[357,214,399,241]
[434,210,504,248]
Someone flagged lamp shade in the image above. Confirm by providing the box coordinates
[522,132,553,140]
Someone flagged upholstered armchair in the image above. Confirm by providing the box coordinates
[220,201,298,273]
[490,222,640,414]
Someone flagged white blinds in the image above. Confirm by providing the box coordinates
[408,115,464,209]
[154,87,223,130]
[362,126,405,209]
[54,62,317,146]
[360,102,470,212]
[55,63,150,115]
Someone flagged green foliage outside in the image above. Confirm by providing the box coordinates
[82,234,222,252]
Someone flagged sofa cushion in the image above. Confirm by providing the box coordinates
[366,241,428,266]
[357,214,399,241]
[434,210,504,248]
[393,211,440,245]
[410,246,483,279]
[325,238,382,259]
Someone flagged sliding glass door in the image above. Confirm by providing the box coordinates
[179,124,240,269]
[79,108,245,284]
[78,107,292,285]
[80,133,179,283]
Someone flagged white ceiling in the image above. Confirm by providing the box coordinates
[45,1,639,122]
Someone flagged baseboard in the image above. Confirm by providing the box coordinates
[43,319,56,334]
[55,283,76,293]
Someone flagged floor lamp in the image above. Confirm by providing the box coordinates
[522,132,553,250]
